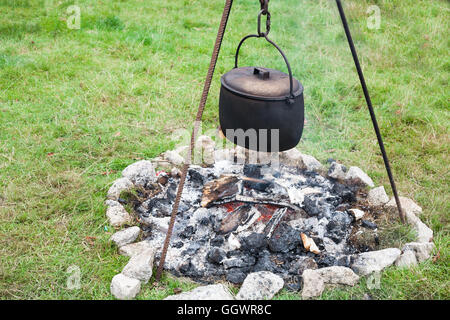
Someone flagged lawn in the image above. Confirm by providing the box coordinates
[0,0,448,300]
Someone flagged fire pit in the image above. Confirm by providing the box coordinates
[105,137,434,300]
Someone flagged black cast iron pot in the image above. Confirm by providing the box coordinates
[219,34,304,152]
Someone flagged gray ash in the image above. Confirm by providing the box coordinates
[132,160,371,290]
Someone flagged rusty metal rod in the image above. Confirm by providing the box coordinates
[335,0,405,223]
[155,0,234,282]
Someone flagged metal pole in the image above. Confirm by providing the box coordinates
[155,0,234,282]
[335,0,405,222]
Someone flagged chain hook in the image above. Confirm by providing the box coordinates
[257,9,271,36]
[257,0,270,36]
[259,0,269,15]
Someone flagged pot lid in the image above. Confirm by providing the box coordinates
[221,66,302,100]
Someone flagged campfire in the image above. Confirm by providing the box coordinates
[118,143,379,290]
[107,138,434,300]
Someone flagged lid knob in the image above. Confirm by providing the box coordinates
[253,67,270,80]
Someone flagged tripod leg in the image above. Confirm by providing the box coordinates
[335,0,405,222]
[155,0,234,282]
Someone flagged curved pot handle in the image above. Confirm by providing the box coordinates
[234,10,295,101]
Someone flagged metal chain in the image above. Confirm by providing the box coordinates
[155,0,234,282]
[259,0,269,14]
[257,9,271,36]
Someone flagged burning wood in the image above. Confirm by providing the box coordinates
[235,206,261,233]
[218,205,250,234]
[264,207,288,238]
[201,174,302,211]
[242,176,273,192]
[201,175,239,207]
[235,195,300,211]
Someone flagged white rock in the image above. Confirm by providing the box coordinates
[105,199,121,207]
[164,284,234,300]
[367,186,389,206]
[348,208,365,221]
[301,154,323,171]
[395,250,418,268]
[122,160,156,187]
[328,162,347,180]
[402,242,435,262]
[107,177,134,200]
[281,148,322,171]
[118,240,153,258]
[413,219,433,243]
[110,274,141,300]
[196,135,215,149]
[301,269,325,299]
[197,139,215,165]
[280,148,304,167]
[386,196,422,215]
[386,197,433,242]
[214,148,236,162]
[236,271,284,300]
[351,248,401,276]
[164,150,185,165]
[122,248,155,284]
[110,226,140,247]
[106,203,132,227]
[403,212,433,243]
[345,166,375,187]
[315,266,360,286]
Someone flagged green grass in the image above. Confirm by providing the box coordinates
[0,0,448,299]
